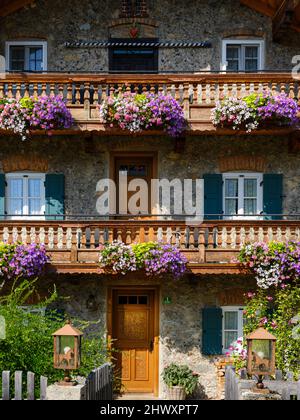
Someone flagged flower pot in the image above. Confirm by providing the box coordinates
[166,386,186,400]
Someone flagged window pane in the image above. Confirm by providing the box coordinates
[245,59,258,72]
[28,179,41,198]
[118,296,128,304]
[225,179,238,197]
[225,199,238,215]
[128,296,138,304]
[138,296,148,305]
[10,46,25,71]
[224,311,238,329]
[224,331,238,350]
[226,46,239,71]
[9,199,23,215]
[29,198,42,215]
[226,46,239,59]
[244,179,257,197]
[227,59,239,72]
[29,47,43,71]
[244,199,257,215]
[9,179,23,197]
[245,46,258,59]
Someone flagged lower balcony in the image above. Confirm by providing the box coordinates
[0,220,299,275]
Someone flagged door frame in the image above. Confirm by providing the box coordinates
[107,285,160,396]
[109,152,159,217]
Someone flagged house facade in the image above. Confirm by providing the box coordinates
[0,0,300,399]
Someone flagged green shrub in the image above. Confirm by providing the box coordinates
[162,364,198,396]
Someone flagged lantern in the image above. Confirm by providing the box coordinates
[52,320,83,385]
[246,328,276,389]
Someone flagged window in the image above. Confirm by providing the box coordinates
[109,39,158,73]
[223,173,263,219]
[222,306,244,354]
[6,173,45,220]
[120,0,148,18]
[6,41,47,72]
[221,40,264,72]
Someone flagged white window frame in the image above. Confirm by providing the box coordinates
[222,306,245,354]
[5,41,48,71]
[223,172,263,220]
[221,39,265,72]
[5,172,46,220]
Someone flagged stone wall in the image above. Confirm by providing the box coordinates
[40,272,255,400]
[0,135,299,216]
[0,0,299,72]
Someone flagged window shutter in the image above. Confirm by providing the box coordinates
[263,174,283,220]
[45,174,65,221]
[204,174,223,220]
[0,174,5,220]
[202,307,223,356]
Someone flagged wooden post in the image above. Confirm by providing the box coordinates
[40,376,48,400]
[14,371,22,401]
[2,371,10,400]
[27,372,35,401]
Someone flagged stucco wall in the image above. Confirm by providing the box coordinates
[0,0,299,72]
[0,135,299,216]
[41,273,254,399]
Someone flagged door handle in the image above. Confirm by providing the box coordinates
[149,340,154,352]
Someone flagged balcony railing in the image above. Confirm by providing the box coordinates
[0,73,299,134]
[1,220,299,273]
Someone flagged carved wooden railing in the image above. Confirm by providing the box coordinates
[0,73,299,133]
[0,220,299,269]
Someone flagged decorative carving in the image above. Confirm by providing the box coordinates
[120,311,148,340]
[218,155,266,173]
[135,350,148,380]
[2,154,49,173]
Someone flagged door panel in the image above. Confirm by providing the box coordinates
[114,157,154,216]
[113,290,155,393]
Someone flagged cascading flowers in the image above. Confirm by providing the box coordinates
[212,92,299,132]
[238,241,300,289]
[99,92,186,137]
[0,242,49,280]
[0,96,73,140]
[99,241,188,278]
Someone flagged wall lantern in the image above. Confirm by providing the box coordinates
[246,328,276,390]
[52,320,83,386]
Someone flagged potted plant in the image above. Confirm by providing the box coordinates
[162,364,198,400]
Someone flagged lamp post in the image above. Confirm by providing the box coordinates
[52,320,83,386]
[246,327,276,391]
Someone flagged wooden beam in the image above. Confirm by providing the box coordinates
[0,0,35,18]
[273,0,300,40]
[240,0,277,18]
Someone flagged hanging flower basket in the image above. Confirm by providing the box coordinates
[99,92,187,137]
[98,241,188,278]
[0,242,49,280]
[212,92,299,133]
[0,96,73,140]
[238,241,300,289]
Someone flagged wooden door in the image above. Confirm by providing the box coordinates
[112,290,155,393]
[114,156,154,216]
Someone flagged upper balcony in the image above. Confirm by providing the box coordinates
[0,72,299,137]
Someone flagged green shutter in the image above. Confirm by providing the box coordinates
[45,174,65,221]
[204,174,223,220]
[202,307,223,356]
[0,174,5,220]
[263,174,283,220]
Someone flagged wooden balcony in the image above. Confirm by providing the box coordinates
[1,220,299,275]
[0,73,299,136]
